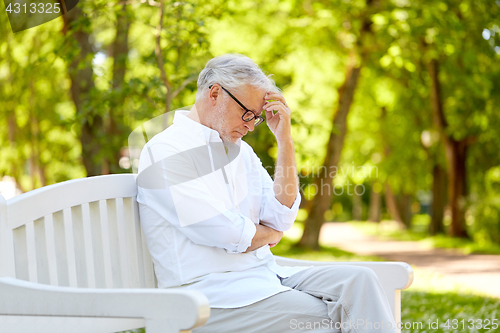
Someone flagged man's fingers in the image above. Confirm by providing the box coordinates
[264,103,290,122]
[266,98,288,108]
[264,100,290,116]
[264,101,285,108]
[265,108,276,118]
[265,92,287,105]
[264,102,289,114]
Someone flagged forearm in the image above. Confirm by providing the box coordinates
[273,138,298,208]
[244,223,282,253]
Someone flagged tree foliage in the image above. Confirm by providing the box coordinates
[1,0,500,245]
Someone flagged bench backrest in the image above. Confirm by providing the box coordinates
[0,174,156,289]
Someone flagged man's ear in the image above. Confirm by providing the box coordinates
[209,84,220,106]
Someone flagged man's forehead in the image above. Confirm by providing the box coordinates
[240,86,266,112]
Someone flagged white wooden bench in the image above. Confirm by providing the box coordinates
[0,174,413,333]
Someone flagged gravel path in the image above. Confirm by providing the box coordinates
[319,222,500,299]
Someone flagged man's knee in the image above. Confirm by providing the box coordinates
[345,266,380,286]
[321,265,378,281]
[353,266,378,279]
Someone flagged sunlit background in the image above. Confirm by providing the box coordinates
[1,1,500,330]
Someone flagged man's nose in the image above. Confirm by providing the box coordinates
[245,121,255,132]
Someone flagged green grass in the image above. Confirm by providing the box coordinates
[401,268,500,332]
[120,233,500,333]
[351,219,500,255]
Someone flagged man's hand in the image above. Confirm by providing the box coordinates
[244,223,283,253]
[268,229,283,248]
[263,91,292,144]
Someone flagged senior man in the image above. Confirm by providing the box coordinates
[137,54,397,332]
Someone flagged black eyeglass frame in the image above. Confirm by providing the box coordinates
[209,84,265,126]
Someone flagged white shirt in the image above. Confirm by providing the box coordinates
[136,110,310,308]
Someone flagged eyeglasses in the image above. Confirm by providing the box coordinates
[209,84,265,126]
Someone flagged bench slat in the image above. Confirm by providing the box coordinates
[44,214,59,286]
[123,197,141,288]
[89,201,106,288]
[131,197,148,288]
[81,203,97,288]
[71,205,89,288]
[63,208,78,288]
[26,221,38,283]
[106,199,123,288]
[33,217,50,285]
[98,200,114,288]
[115,198,131,288]
[13,225,29,282]
[52,210,69,287]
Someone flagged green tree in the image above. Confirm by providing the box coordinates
[0,9,85,190]
[297,0,386,249]
[376,0,500,238]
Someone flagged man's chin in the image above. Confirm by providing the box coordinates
[220,135,239,144]
[225,138,240,144]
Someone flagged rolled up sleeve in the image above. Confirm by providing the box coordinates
[232,216,257,253]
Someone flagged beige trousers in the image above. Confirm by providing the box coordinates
[192,265,397,333]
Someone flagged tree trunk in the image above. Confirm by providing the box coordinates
[64,4,104,177]
[397,194,412,228]
[446,139,468,237]
[427,58,469,239]
[384,183,406,229]
[368,186,381,222]
[430,163,446,235]
[107,4,131,174]
[352,190,362,221]
[297,0,377,249]
[298,57,362,249]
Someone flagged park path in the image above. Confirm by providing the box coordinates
[319,222,500,299]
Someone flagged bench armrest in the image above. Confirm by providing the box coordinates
[274,256,414,289]
[0,277,210,333]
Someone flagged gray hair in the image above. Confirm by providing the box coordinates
[196,54,280,101]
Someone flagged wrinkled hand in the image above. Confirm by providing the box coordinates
[264,91,292,143]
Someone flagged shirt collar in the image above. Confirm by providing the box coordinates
[172,109,242,148]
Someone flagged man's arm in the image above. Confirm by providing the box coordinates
[264,91,299,209]
[273,140,298,208]
[244,223,283,253]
